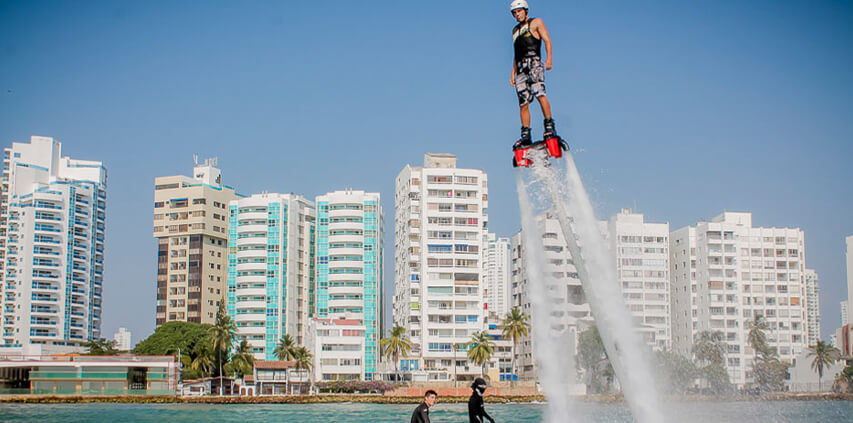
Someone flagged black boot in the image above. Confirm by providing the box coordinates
[544,118,557,138]
[513,126,532,150]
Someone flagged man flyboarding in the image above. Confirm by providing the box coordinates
[511,0,556,148]
[510,0,568,168]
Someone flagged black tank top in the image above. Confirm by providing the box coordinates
[513,19,541,62]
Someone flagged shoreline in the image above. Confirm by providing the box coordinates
[1,392,851,404]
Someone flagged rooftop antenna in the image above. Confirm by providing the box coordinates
[193,154,199,165]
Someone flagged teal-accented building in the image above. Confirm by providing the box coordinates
[314,190,383,381]
[0,355,179,395]
[227,193,315,360]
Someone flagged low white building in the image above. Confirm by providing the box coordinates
[306,318,365,382]
[786,350,846,392]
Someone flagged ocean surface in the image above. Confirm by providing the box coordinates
[1,400,851,422]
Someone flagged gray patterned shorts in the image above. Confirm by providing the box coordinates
[515,56,546,107]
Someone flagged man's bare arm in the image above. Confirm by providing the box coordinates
[532,18,553,70]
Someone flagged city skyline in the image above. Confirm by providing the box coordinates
[1,1,851,344]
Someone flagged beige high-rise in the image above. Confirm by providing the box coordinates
[152,158,242,326]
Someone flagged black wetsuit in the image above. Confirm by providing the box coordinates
[410,402,431,423]
[468,393,495,423]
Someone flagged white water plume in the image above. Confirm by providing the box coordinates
[515,172,575,423]
[517,148,665,423]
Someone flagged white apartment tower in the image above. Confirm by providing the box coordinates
[153,158,241,326]
[0,136,107,348]
[393,153,488,381]
[314,190,383,380]
[608,209,671,351]
[112,327,132,351]
[847,236,853,327]
[804,269,820,348]
[227,193,315,360]
[670,212,808,386]
[510,214,591,380]
[484,233,511,320]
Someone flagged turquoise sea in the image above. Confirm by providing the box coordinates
[1,400,851,422]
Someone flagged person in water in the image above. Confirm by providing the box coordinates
[510,0,557,148]
[468,378,496,423]
[411,389,438,423]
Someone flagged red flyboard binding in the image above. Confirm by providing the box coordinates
[512,135,569,168]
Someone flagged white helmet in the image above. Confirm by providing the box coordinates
[510,0,528,12]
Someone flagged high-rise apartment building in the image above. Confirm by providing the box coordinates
[227,193,315,359]
[608,209,671,351]
[484,233,511,320]
[847,236,853,326]
[153,158,240,326]
[0,136,107,349]
[510,214,591,380]
[804,269,820,348]
[314,190,383,380]
[393,153,488,381]
[670,212,808,386]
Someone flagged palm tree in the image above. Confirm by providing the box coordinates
[190,343,214,376]
[807,341,840,391]
[500,308,530,385]
[229,338,255,378]
[209,299,237,395]
[380,325,412,382]
[692,330,725,367]
[747,314,770,359]
[467,331,495,377]
[291,346,313,394]
[275,334,297,361]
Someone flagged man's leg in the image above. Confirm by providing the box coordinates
[520,103,531,127]
[537,95,552,120]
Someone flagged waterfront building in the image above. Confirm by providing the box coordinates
[306,318,365,382]
[607,209,671,351]
[510,214,591,381]
[152,158,241,326]
[0,136,106,349]
[484,233,511,320]
[227,193,315,359]
[112,327,131,351]
[670,212,808,386]
[393,153,488,381]
[314,190,383,380]
[0,355,178,395]
[804,269,820,348]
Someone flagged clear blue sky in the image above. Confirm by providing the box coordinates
[1,1,851,345]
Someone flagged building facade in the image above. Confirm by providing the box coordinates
[608,209,671,351]
[153,158,241,326]
[510,214,591,380]
[314,190,383,380]
[847,235,853,327]
[670,212,808,386]
[804,269,820,348]
[0,136,106,349]
[306,318,366,382]
[393,153,488,381]
[484,233,511,320]
[227,193,315,359]
[112,327,131,351]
